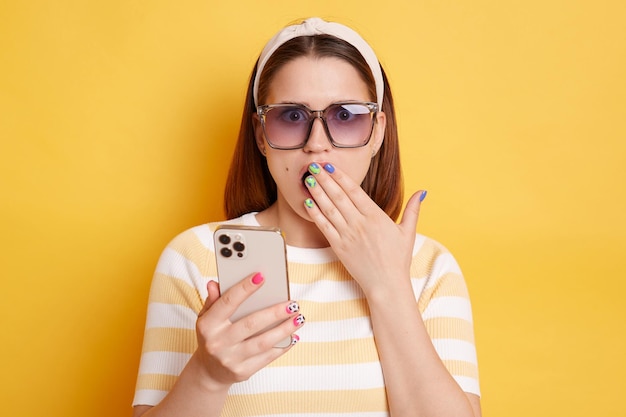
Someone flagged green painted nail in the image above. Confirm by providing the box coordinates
[305,176,317,187]
[304,198,314,208]
[308,163,321,175]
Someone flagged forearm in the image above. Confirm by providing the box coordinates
[137,352,229,417]
[365,280,476,417]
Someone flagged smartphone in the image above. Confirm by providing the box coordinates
[214,224,292,348]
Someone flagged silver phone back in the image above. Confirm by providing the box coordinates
[214,225,291,347]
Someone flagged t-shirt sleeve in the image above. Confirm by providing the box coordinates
[410,236,480,396]
[132,226,215,406]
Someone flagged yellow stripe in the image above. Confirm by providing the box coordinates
[135,373,178,392]
[149,272,204,312]
[223,388,388,415]
[167,227,217,277]
[288,261,351,284]
[206,251,217,277]
[141,327,198,353]
[443,359,480,379]
[417,272,469,312]
[410,238,449,277]
[270,338,380,367]
[424,317,476,343]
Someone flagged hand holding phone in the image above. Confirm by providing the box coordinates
[214,225,292,348]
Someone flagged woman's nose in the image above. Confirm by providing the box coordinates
[303,117,332,152]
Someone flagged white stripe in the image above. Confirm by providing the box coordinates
[454,375,481,396]
[286,245,338,263]
[421,296,473,322]
[189,224,214,250]
[229,363,384,394]
[412,234,427,256]
[154,246,212,301]
[133,385,398,413]
[299,317,373,342]
[432,339,478,364]
[145,303,197,329]
[409,277,428,299]
[425,252,462,289]
[138,351,191,376]
[132,389,168,406]
[155,247,201,281]
[290,280,363,302]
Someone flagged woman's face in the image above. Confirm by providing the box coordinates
[255,56,386,221]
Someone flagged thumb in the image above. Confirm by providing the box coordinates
[399,190,427,233]
[198,280,220,317]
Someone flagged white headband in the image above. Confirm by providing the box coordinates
[253,17,384,108]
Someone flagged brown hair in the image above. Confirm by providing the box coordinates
[224,35,404,220]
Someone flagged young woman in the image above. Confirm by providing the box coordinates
[132,17,481,417]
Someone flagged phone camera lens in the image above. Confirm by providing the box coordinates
[233,242,245,252]
[220,247,232,258]
[218,234,231,244]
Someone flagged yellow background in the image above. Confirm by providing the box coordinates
[1,1,624,416]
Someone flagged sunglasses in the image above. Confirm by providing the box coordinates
[256,102,378,150]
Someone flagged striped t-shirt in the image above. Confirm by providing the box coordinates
[133,212,480,415]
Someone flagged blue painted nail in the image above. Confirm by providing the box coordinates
[419,190,428,202]
[308,163,321,174]
[323,163,335,173]
[305,176,317,187]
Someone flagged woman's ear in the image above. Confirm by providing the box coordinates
[371,111,387,156]
[252,114,267,156]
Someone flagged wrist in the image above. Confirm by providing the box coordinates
[361,272,414,305]
[185,351,232,395]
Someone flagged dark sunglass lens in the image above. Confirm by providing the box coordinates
[326,104,373,146]
[264,106,310,148]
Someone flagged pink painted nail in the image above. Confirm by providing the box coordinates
[251,273,264,285]
[291,334,300,345]
[293,314,305,326]
[286,301,300,314]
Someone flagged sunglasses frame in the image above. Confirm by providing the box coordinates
[256,101,378,150]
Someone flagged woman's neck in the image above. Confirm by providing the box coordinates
[255,202,329,249]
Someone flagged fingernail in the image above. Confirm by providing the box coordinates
[308,162,321,175]
[305,176,317,187]
[323,163,335,173]
[293,314,305,326]
[419,190,428,202]
[251,272,264,285]
[304,198,314,208]
[286,301,300,314]
[291,334,300,345]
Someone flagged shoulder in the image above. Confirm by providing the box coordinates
[411,234,462,277]
[411,234,471,308]
[152,214,256,291]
